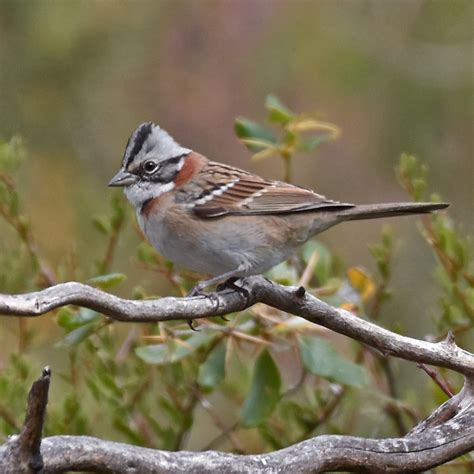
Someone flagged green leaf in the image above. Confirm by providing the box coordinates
[0,136,26,172]
[137,241,158,263]
[198,342,226,391]
[298,336,367,387]
[265,95,294,124]
[135,331,215,365]
[56,323,98,347]
[234,118,276,151]
[57,308,101,331]
[240,350,281,427]
[88,273,126,289]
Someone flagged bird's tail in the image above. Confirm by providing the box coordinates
[337,202,449,221]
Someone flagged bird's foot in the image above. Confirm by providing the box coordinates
[217,277,251,306]
[187,282,220,312]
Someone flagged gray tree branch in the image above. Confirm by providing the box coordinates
[0,369,472,473]
[0,276,473,375]
[0,278,473,472]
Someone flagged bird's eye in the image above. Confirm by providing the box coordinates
[143,160,158,174]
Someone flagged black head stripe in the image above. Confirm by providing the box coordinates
[165,153,189,166]
[124,122,153,168]
[149,153,189,184]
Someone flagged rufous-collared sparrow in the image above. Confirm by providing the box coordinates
[109,122,449,295]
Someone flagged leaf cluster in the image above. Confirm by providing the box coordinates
[397,153,473,335]
[235,95,340,182]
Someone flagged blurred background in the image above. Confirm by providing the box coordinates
[0,0,472,452]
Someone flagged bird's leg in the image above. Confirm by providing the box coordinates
[187,266,246,297]
[216,277,246,321]
[186,266,248,325]
[216,277,238,292]
[218,277,250,305]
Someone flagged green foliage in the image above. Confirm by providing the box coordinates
[299,336,367,388]
[93,194,127,275]
[0,136,25,172]
[135,331,217,365]
[0,354,30,435]
[235,94,340,182]
[397,153,473,332]
[198,342,227,391]
[369,226,395,281]
[88,273,127,290]
[240,350,282,427]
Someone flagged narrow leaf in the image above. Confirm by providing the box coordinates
[57,308,101,331]
[56,323,98,347]
[299,336,367,387]
[265,95,294,124]
[198,342,226,391]
[88,273,126,289]
[288,119,340,135]
[240,350,281,427]
[136,331,215,365]
[234,118,276,151]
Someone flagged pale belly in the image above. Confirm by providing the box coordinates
[139,211,299,277]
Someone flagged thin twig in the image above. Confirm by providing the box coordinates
[418,363,455,398]
[195,392,244,453]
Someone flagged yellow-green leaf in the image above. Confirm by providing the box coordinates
[88,273,126,290]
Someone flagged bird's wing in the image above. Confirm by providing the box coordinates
[192,162,354,218]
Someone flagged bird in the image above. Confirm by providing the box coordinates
[109,122,449,296]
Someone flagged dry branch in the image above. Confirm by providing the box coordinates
[0,368,50,473]
[0,278,473,472]
[0,369,472,473]
[1,276,473,375]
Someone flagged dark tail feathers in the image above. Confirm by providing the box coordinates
[338,202,449,221]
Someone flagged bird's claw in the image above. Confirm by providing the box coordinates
[187,284,220,311]
[187,319,199,331]
[219,277,250,306]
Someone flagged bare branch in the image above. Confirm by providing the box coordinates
[0,276,473,375]
[0,370,471,473]
[0,367,50,473]
[14,378,474,472]
[0,276,473,472]
[417,363,455,397]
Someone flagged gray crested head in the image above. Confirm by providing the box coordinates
[122,122,191,169]
[109,122,192,209]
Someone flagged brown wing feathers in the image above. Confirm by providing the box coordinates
[192,162,354,218]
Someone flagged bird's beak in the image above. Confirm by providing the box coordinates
[108,170,137,187]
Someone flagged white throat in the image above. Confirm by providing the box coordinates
[124,180,175,210]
